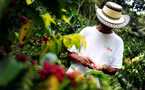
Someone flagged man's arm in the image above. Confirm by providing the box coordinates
[68,52,94,67]
[101,65,120,75]
[92,64,120,75]
[68,52,120,75]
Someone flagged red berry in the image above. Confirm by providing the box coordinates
[16,54,28,62]
[38,61,65,81]
[42,36,48,44]
[31,60,37,65]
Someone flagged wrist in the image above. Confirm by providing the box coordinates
[102,64,107,71]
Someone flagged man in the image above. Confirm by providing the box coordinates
[67,2,130,75]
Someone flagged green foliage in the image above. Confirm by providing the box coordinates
[117,54,145,89]
[115,26,145,89]
[0,0,10,19]
[115,27,145,58]
[85,69,112,90]
[63,34,86,49]
[0,58,24,86]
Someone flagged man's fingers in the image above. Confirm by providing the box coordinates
[86,58,91,63]
[89,59,94,63]
[84,57,93,64]
[81,58,90,66]
[94,65,103,70]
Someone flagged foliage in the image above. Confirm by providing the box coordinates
[63,34,86,49]
[0,0,10,19]
[0,57,24,86]
[115,26,145,89]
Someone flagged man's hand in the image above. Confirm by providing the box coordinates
[92,64,120,75]
[90,64,103,70]
[68,52,119,75]
[80,56,94,67]
[68,52,94,67]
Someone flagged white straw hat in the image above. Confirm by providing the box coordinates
[95,2,130,28]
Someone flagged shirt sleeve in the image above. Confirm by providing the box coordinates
[79,27,90,37]
[111,39,124,69]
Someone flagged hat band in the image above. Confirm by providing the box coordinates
[102,6,121,19]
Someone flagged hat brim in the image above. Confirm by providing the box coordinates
[96,8,130,28]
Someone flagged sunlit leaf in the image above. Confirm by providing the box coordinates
[15,32,19,39]
[49,75,60,90]
[41,13,56,29]
[63,34,86,49]
[19,20,32,45]
[132,53,144,63]
[26,0,35,5]
[62,15,70,24]
[40,38,62,57]
[37,75,59,90]
[61,8,67,12]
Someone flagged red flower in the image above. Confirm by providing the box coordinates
[38,61,65,82]
[66,71,81,87]
[67,71,81,80]
[31,60,37,65]
[42,36,48,44]
[16,53,28,62]
[38,69,47,80]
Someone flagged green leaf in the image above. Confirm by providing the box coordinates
[85,69,109,80]
[62,15,70,24]
[15,32,19,39]
[60,78,71,90]
[41,13,56,29]
[0,0,10,19]
[26,0,35,5]
[63,34,86,49]
[0,58,24,86]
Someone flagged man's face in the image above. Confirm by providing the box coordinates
[101,23,113,31]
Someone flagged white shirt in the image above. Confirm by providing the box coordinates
[67,26,124,74]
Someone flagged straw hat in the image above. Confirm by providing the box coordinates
[95,2,130,28]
